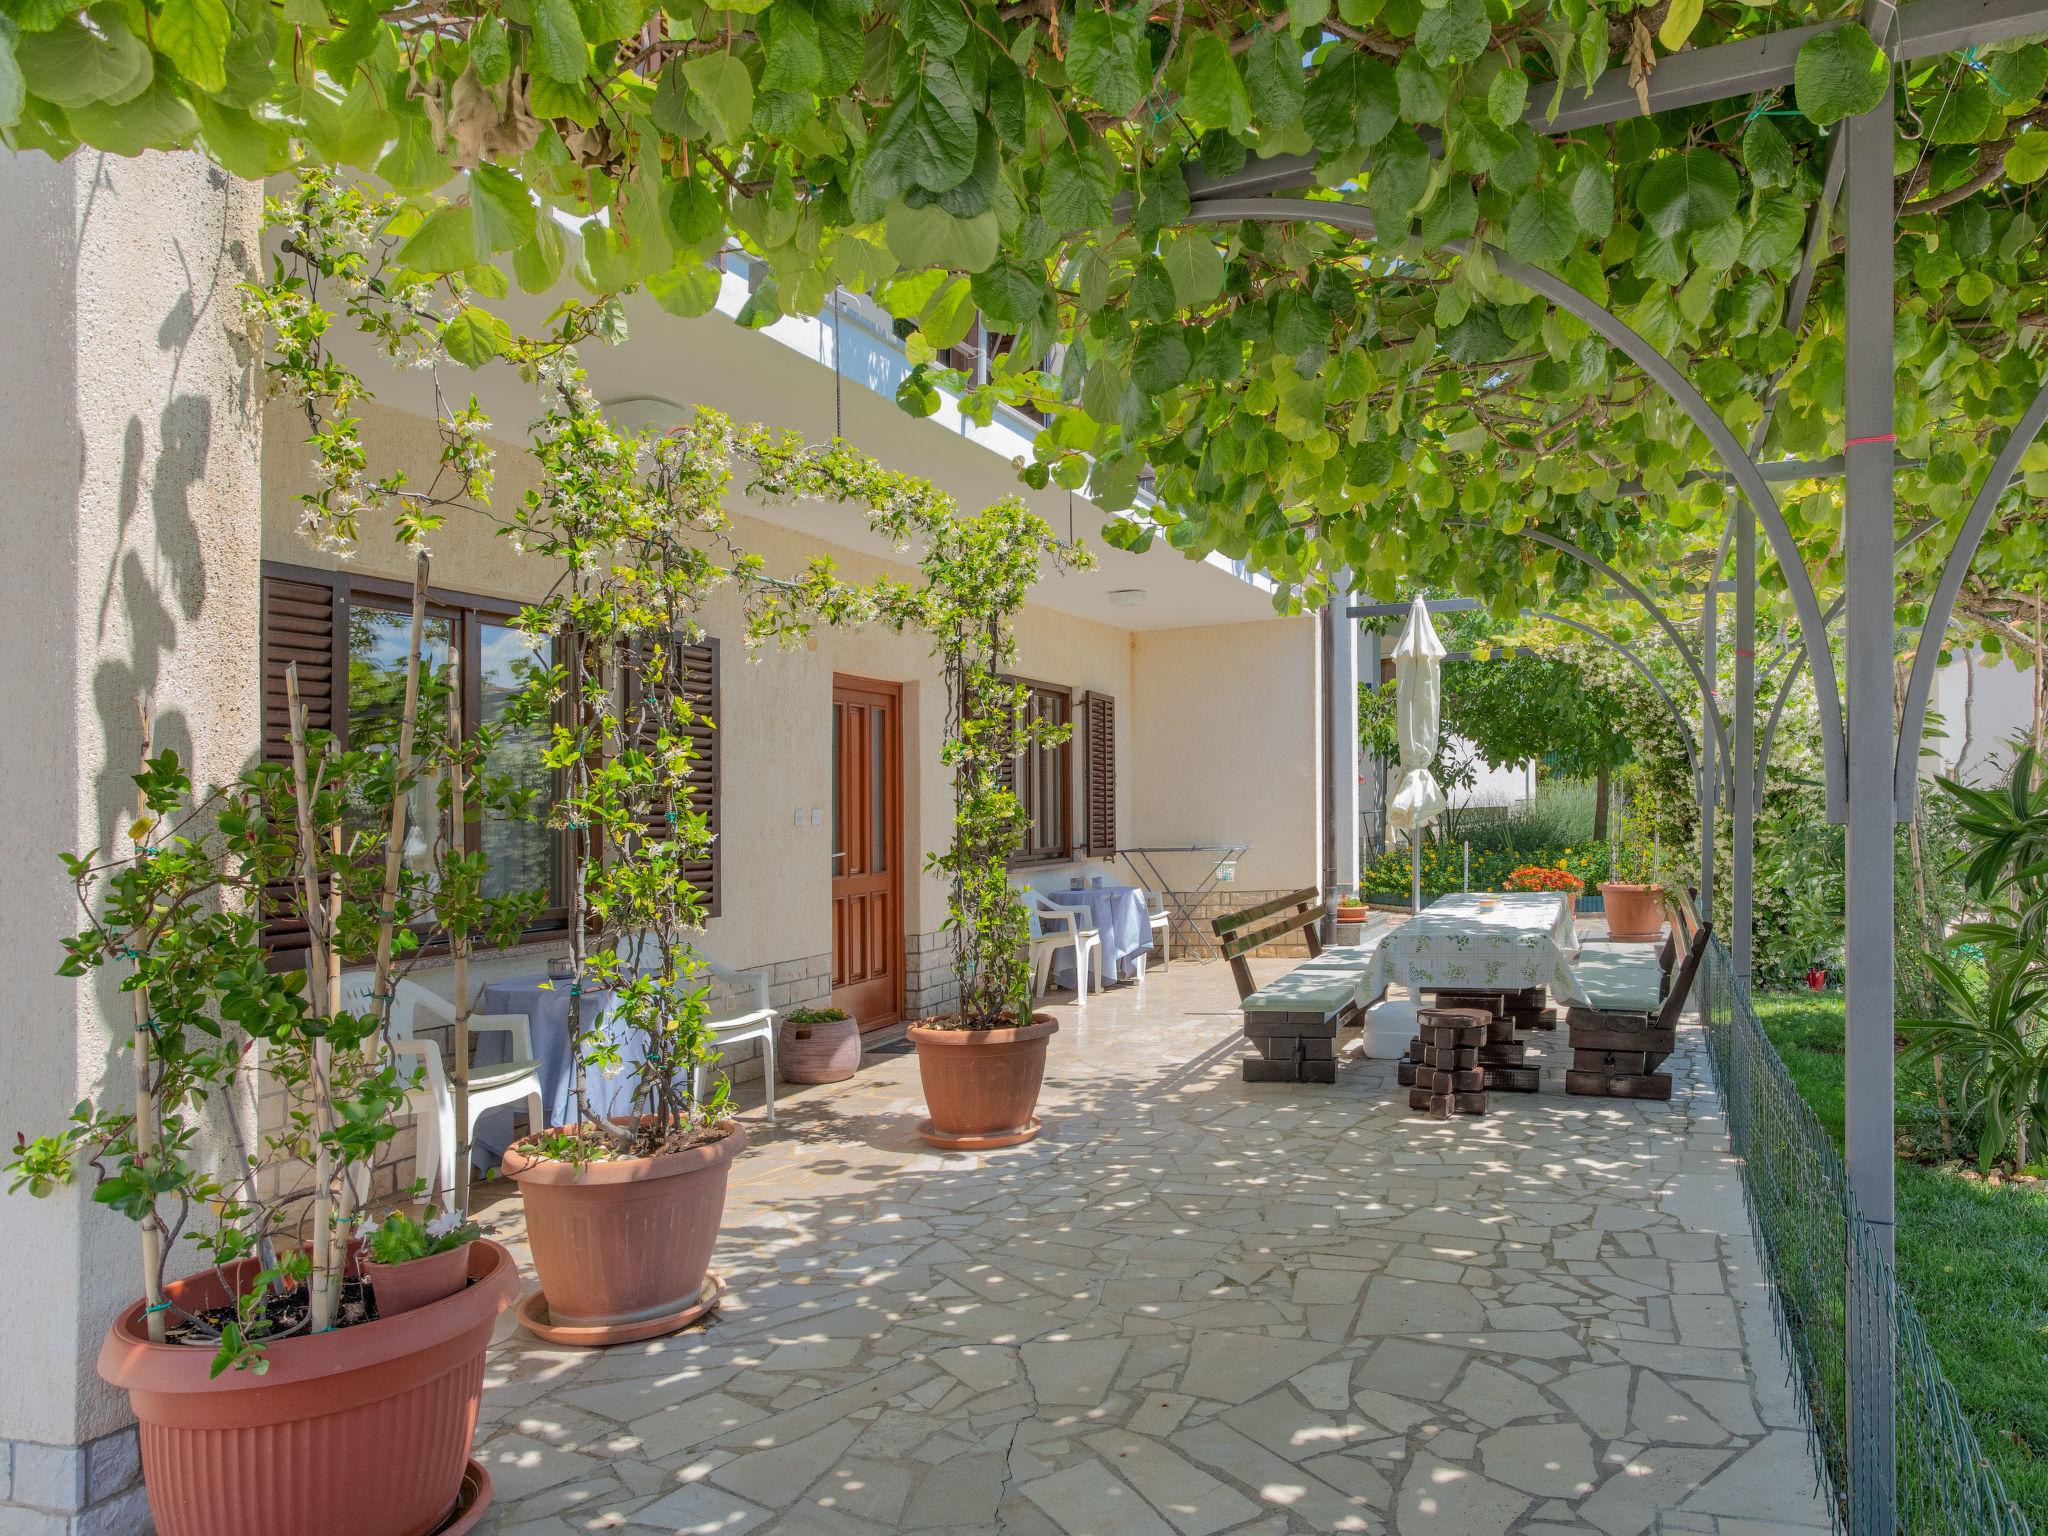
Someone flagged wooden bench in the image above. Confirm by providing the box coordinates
[1212,889,1367,1084]
[1564,920,1710,1101]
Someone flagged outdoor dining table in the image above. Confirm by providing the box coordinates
[1357,891,1591,1007]
[469,974,652,1171]
[1047,880,1154,988]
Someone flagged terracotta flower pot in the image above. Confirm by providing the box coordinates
[1599,882,1664,942]
[368,1243,475,1319]
[780,1013,862,1083]
[910,1013,1058,1150]
[1334,903,1368,924]
[502,1120,744,1342]
[98,1239,518,1536]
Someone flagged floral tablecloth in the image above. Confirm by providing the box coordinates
[1357,892,1588,1006]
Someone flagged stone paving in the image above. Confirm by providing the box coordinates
[469,955,1837,1536]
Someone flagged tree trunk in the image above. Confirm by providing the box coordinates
[1593,763,1611,842]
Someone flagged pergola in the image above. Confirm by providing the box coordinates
[1248,3,2048,1527]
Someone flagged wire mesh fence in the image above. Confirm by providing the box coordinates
[1697,939,2033,1536]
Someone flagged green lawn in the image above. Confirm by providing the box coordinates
[1752,993,2048,1522]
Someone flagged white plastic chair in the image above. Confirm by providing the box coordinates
[338,973,544,1216]
[1141,888,1172,971]
[621,934,778,1122]
[1022,887,1106,1006]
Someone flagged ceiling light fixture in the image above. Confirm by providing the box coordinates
[1108,589,1147,608]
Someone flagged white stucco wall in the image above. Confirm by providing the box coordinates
[1925,647,2039,786]
[1127,617,1321,894]
[259,400,1148,997]
[0,152,262,1459]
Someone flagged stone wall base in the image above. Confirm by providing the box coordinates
[0,1426,150,1535]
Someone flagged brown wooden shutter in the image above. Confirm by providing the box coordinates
[1080,691,1116,857]
[259,565,347,953]
[622,634,722,920]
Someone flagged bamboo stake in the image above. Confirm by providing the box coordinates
[447,652,472,1213]
[371,553,431,1041]
[130,700,168,1343]
[283,665,338,1333]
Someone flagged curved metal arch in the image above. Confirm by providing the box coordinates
[1893,371,2048,812]
[1523,609,1704,787]
[1182,195,1847,818]
[1445,518,1734,776]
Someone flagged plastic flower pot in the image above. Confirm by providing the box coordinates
[910,1013,1057,1150]
[502,1119,744,1345]
[1599,882,1664,942]
[97,1239,518,1536]
[1807,967,1827,991]
[367,1243,475,1319]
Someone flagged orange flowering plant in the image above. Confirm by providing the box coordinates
[1503,865,1585,895]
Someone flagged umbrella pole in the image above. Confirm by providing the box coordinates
[1411,827,1422,914]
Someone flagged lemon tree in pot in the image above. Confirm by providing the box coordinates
[1600,798,1667,943]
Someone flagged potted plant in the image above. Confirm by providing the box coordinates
[7,661,522,1536]
[366,1210,483,1318]
[1334,890,1369,923]
[780,1006,863,1083]
[496,391,749,1347]
[1600,799,1665,942]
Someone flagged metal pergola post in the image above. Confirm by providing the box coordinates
[1734,510,1757,987]
[1842,94,1899,1535]
[1323,579,1362,932]
[1700,574,1718,920]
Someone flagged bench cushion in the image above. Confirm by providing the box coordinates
[1296,938,1385,970]
[1240,968,1367,1017]
[1572,947,1663,1013]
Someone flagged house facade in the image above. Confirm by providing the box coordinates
[0,151,1360,1532]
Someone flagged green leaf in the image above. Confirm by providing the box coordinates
[1741,114,1794,189]
[1657,0,1703,51]
[1183,34,1249,133]
[648,261,722,317]
[1485,59,1527,128]
[1415,0,1487,69]
[1365,124,1430,224]
[469,14,510,84]
[1159,231,1226,307]
[919,274,977,348]
[1395,50,1449,121]
[1243,28,1306,135]
[1067,6,1149,116]
[1636,147,1738,238]
[17,10,151,108]
[374,101,450,192]
[884,198,999,272]
[0,24,28,129]
[440,305,512,367]
[65,68,192,150]
[760,0,823,91]
[1503,185,1575,268]
[2006,127,2048,185]
[1040,136,1114,232]
[1794,22,1887,126]
[1956,270,1995,306]
[397,204,480,273]
[191,94,290,176]
[1567,164,1613,239]
[685,51,753,141]
[865,58,980,198]
[155,0,230,92]
[971,257,1049,329]
[513,216,566,292]
[469,162,535,255]
[1929,81,1995,145]
[1740,194,1805,269]
[529,0,588,82]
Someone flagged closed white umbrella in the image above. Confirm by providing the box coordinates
[1386,596,1447,914]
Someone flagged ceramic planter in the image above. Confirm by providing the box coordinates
[367,1243,474,1319]
[780,1013,861,1083]
[909,1013,1057,1150]
[1599,882,1664,942]
[97,1238,518,1536]
[502,1120,744,1346]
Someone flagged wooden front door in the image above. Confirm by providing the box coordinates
[831,677,902,1029]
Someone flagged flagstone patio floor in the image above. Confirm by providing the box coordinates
[470,954,1836,1536]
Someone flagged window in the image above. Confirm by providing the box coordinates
[261,563,567,947]
[1009,680,1072,864]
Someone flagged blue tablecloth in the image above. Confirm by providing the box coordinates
[1045,884,1153,988]
[470,975,652,1171]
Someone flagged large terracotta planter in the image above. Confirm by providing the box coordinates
[98,1239,518,1536]
[502,1120,744,1345]
[1600,882,1664,942]
[910,1013,1057,1150]
[780,1012,862,1083]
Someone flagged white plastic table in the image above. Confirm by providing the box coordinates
[1358,892,1589,1006]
